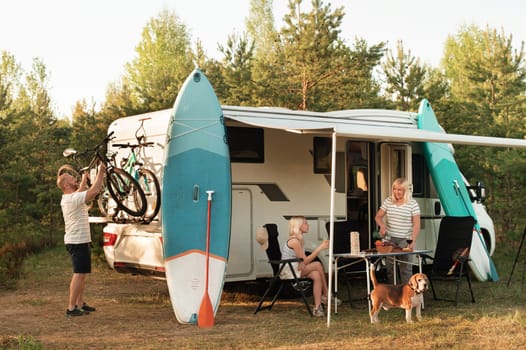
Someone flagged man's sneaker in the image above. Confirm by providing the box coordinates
[321,295,342,306]
[312,305,324,317]
[66,308,87,317]
[79,303,96,312]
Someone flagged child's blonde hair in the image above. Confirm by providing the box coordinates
[288,216,306,245]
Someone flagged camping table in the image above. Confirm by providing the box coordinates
[332,249,431,314]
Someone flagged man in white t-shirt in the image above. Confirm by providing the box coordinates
[57,162,106,316]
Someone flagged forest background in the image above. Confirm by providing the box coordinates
[1,0,525,288]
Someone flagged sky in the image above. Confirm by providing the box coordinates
[1,0,525,118]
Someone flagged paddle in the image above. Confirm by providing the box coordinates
[198,190,215,328]
[448,247,470,275]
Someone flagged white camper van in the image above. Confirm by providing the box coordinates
[100,105,497,282]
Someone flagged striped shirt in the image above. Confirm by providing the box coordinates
[380,197,420,239]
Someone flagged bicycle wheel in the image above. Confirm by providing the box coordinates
[97,182,112,217]
[106,168,147,217]
[137,169,161,222]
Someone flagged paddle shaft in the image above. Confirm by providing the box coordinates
[198,190,215,328]
[448,247,469,275]
[204,190,214,291]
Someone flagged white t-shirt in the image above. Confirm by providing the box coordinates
[61,191,91,244]
[380,197,420,239]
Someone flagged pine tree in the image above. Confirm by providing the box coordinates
[124,9,194,112]
[442,25,526,233]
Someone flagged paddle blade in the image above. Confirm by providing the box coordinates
[197,292,215,328]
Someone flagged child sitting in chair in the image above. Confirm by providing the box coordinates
[281,216,341,316]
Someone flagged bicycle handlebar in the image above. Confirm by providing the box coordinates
[112,141,155,149]
[81,131,115,154]
[64,131,115,162]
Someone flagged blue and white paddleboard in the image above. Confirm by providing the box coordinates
[162,69,232,324]
[417,99,498,282]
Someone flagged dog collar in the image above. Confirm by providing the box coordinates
[410,285,424,295]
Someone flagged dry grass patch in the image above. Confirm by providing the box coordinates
[1,245,526,349]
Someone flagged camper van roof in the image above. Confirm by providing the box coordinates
[222,106,526,148]
[109,105,526,149]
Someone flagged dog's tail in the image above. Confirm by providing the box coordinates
[370,263,378,288]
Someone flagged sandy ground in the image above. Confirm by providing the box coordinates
[0,250,265,349]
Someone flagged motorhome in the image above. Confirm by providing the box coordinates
[100,102,504,283]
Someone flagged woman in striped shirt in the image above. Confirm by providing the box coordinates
[375,177,421,284]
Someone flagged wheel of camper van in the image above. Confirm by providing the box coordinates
[106,167,147,217]
[137,168,161,222]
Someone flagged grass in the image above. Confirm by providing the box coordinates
[1,243,526,349]
[0,336,43,350]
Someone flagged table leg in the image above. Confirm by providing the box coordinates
[365,260,371,316]
[418,254,425,309]
[392,256,398,284]
[334,257,339,314]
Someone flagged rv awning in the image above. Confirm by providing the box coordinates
[222,105,526,148]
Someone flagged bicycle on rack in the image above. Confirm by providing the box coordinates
[58,131,147,218]
[112,136,161,223]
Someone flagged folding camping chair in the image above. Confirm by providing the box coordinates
[423,216,477,306]
[254,223,313,316]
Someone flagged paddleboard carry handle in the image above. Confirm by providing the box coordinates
[453,180,461,196]
[193,184,199,202]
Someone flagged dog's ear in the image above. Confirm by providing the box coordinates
[424,274,430,286]
[408,275,418,289]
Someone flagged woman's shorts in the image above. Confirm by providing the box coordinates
[65,243,91,273]
[279,261,300,280]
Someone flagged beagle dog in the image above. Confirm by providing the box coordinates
[369,263,429,323]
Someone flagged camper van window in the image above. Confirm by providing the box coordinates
[352,166,368,192]
[313,137,332,174]
[391,149,406,179]
[411,154,425,197]
[227,126,264,163]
